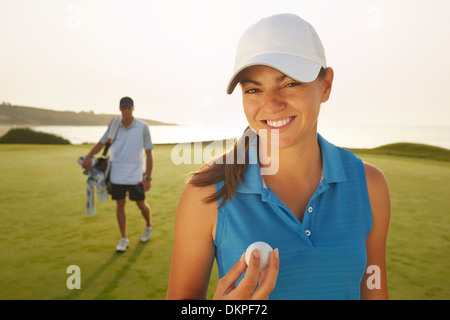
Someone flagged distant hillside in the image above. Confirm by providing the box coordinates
[350,143,450,162]
[0,104,176,126]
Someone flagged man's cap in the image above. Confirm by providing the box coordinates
[119,96,134,108]
[227,13,327,94]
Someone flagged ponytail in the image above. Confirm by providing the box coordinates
[189,126,255,207]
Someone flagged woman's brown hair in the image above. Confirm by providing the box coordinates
[188,67,329,206]
[188,126,255,207]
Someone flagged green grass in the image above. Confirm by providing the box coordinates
[354,152,450,299]
[0,143,203,300]
[0,143,448,300]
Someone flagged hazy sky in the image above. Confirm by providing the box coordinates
[1,0,449,128]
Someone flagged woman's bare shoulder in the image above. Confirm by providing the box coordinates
[363,162,390,225]
[176,181,218,236]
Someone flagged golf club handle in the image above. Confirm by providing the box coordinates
[103,140,111,156]
[103,138,112,157]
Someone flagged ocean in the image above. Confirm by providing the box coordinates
[34,123,450,150]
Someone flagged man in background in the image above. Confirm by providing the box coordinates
[82,97,154,252]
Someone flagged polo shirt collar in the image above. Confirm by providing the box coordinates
[317,133,346,184]
[119,118,136,129]
[236,133,346,194]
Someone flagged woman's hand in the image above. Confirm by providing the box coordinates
[213,248,279,300]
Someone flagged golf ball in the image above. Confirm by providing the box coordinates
[245,241,273,271]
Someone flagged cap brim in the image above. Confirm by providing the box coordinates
[226,53,323,94]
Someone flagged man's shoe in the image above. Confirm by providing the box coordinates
[140,226,153,243]
[116,238,129,252]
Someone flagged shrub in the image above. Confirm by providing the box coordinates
[0,128,71,145]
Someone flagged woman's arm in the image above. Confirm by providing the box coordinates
[166,183,218,299]
[166,182,280,300]
[360,162,391,300]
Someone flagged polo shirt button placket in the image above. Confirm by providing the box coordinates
[305,206,313,238]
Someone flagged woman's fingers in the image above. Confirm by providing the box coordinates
[235,249,261,296]
[214,248,280,300]
[250,248,279,299]
[213,253,246,298]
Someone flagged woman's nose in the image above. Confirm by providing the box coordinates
[263,91,286,113]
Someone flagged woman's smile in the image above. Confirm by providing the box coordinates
[261,116,296,132]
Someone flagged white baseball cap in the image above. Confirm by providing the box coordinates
[227,13,327,94]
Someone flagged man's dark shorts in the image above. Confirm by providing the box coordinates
[111,183,145,201]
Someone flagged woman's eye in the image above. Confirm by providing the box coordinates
[285,82,301,88]
[245,88,260,94]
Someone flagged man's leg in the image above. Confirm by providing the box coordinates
[129,184,152,242]
[111,184,129,252]
[136,200,151,228]
[136,200,152,242]
[116,198,127,239]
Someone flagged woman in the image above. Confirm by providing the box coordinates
[166,13,390,300]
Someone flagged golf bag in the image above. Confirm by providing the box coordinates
[93,156,111,193]
[95,117,120,194]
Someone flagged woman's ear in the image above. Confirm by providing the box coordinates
[321,67,334,103]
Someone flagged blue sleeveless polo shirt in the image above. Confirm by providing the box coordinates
[214,134,373,300]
